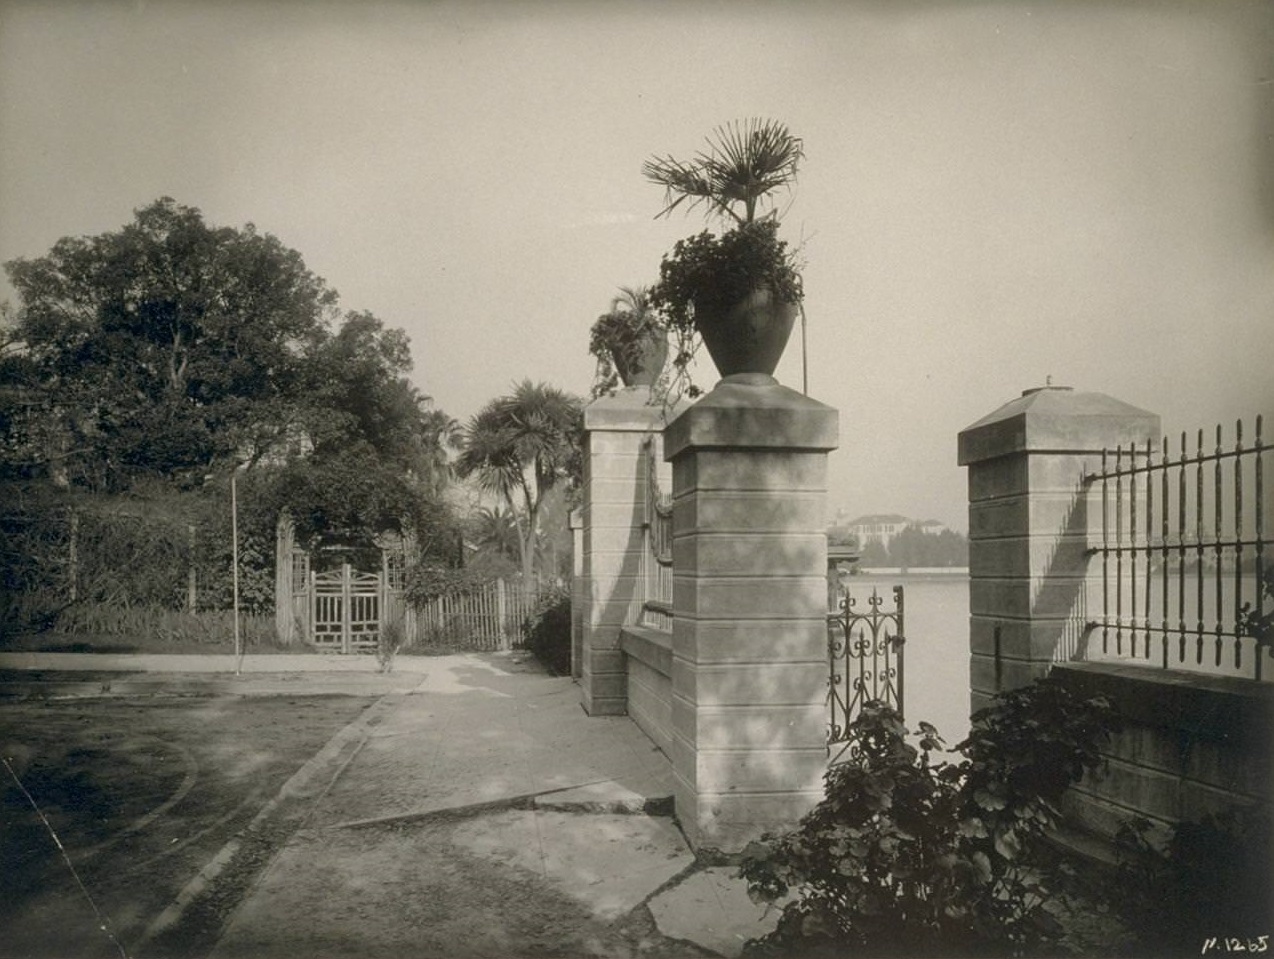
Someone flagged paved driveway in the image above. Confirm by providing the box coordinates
[0,677,401,958]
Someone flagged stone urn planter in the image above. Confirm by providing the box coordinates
[589,286,667,395]
[694,287,797,379]
[612,329,668,387]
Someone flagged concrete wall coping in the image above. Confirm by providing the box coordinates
[664,378,838,460]
[1053,661,1274,747]
[619,624,673,679]
[957,386,1160,466]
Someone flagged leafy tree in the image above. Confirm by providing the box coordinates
[887,527,968,568]
[826,526,859,549]
[2,199,465,608]
[860,538,890,567]
[455,381,583,592]
[2,198,337,489]
[855,527,969,569]
[303,311,455,478]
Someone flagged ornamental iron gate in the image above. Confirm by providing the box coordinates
[311,563,381,654]
[827,585,905,754]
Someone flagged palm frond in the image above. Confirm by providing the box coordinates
[644,118,803,225]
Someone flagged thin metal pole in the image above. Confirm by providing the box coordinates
[1151,440,1161,657]
[1196,429,1205,664]
[1177,432,1187,665]
[799,302,809,396]
[1256,415,1265,682]
[1214,424,1224,666]
[1101,448,1110,655]
[1234,420,1244,671]
[232,470,241,675]
[1160,436,1169,668]
[1116,445,1124,656]
[1130,441,1139,658]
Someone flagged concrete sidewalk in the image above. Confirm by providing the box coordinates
[2,650,783,957]
[210,652,781,958]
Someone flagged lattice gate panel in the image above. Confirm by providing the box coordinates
[310,564,382,654]
[312,569,347,652]
[348,571,380,653]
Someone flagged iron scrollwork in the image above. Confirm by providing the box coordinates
[827,584,905,753]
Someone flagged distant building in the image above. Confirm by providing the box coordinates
[834,512,948,550]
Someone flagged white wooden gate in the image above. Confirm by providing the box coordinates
[311,563,381,654]
[275,513,417,651]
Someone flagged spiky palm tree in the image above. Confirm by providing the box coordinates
[469,505,521,564]
[642,118,804,226]
[455,381,582,592]
[416,406,463,498]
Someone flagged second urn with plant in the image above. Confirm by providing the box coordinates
[588,285,668,397]
[645,118,805,392]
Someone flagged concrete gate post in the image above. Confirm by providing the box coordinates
[664,374,838,852]
[957,385,1159,713]
[580,388,670,715]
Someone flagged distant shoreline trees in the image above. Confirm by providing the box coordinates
[828,523,969,569]
[862,525,968,568]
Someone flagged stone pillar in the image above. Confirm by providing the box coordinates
[569,508,583,680]
[665,374,838,852]
[957,386,1159,713]
[580,388,670,715]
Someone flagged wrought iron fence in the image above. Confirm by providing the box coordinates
[640,435,674,631]
[1086,416,1272,681]
[827,585,905,754]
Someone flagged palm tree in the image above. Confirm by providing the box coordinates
[469,505,521,565]
[455,381,582,592]
[416,406,463,499]
[642,118,804,227]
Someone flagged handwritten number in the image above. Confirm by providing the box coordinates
[1203,938,1272,954]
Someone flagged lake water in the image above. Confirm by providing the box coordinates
[834,569,1271,750]
[836,571,973,745]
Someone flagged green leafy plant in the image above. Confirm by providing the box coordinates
[588,286,669,399]
[376,615,404,673]
[644,119,805,394]
[520,586,571,676]
[1238,565,1274,651]
[1114,806,1272,956]
[403,564,488,608]
[650,218,802,348]
[740,677,1119,957]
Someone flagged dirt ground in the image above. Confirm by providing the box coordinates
[0,668,712,959]
[0,686,381,959]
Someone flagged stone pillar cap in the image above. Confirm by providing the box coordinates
[583,388,689,432]
[664,377,838,460]
[958,386,1160,465]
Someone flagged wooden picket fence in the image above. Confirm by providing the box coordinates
[414,578,547,650]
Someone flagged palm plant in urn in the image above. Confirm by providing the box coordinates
[588,285,668,397]
[645,118,804,390]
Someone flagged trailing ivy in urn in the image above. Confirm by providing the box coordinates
[587,286,668,398]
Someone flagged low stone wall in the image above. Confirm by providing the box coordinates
[1053,662,1274,848]
[620,625,674,758]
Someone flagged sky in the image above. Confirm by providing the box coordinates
[2,0,1272,530]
